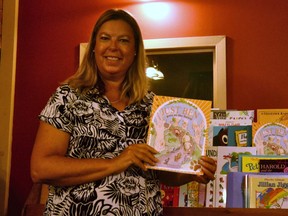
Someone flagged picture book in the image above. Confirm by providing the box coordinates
[246,174,288,208]
[239,155,288,173]
[216,146,257,175]
[178,181,205,207]
[146,95,211,174]
[211,109,255,121]
[259,159,288,173]
[257,109,288,123]
[204,146,218,207]
[214,174,227,208]
[226,172,247,208]
[214,146,256,207]
[178,184,188,207]
[208,119,252,147]
[253,121,288,155]
[160,184,179,207]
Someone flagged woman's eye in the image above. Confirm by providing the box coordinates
[119,38,129,43]
[100,36,109,41]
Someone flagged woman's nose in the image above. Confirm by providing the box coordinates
[108,39,118,50]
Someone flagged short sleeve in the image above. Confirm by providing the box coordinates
[39,85,75,133]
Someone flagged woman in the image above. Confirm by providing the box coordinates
[30,9,216,215]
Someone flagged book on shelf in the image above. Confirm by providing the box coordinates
[245,174,288,208]
[204,146,218,207]
[178,181,206,207]
[256,109,288,123]
[211,109,255,121]
[146,95,211,174]
[226,172,247,208]
[259,159,288,173]
[216,146,257,175]
[213,146,257,207]
[160,184,180,207]
[207,118,252,147]
[253,121,288,155]
[239,155,288,173]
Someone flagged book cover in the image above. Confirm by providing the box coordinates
[208,119,252,147]
[214,146,257,207]
[216,146,257,175]
[178,184,188,207]
[178,181,206,207]
[226,172,247,208]
[257,109,288,123]
[160,184,179,207]
[211,109,254,121]
[259,159,288,173]
[246,174,288,208]
[147,95,211,174]
[253,121,288,155]
[214,174,227,208]
[239,155,288,173]
[204,146,218,207]
[186,181,200,207]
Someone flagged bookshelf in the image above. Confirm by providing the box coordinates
[163,207,287,216]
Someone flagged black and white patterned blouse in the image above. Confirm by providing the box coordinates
[39,84,163,216]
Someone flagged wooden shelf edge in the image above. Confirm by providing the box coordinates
[163,207,287,216]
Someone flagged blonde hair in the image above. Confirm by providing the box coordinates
[64,9,148,104]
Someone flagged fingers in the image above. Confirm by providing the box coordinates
[120,144,159,171]
[198,156,217,181]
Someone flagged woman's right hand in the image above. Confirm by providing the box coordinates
[112,144,159,174]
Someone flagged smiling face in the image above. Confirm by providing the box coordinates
[95,19,136,80]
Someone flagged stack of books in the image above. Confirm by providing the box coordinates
[146,95,288,209]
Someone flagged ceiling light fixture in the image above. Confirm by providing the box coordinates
[146,66,164,80]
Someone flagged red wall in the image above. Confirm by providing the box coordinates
[9,0,288,215]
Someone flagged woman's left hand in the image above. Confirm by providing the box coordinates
[195,156,217,184]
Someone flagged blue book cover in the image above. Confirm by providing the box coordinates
[226,172,247,208]
[226,172,288,208]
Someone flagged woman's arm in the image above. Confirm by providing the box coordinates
[157,156,216,186]
[30,121,159,187]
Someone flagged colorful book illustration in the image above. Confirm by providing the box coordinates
[178,181,205,207]
[208,119,252,147]
[239,155,288,173]
[253,121,288,155]
[160,184,179,207]
[259,159,288,173]
[147,95,211,174]
[257,109,288,123]
[214,146,257,207]
[211,109,254,121]
[178,184,189,207]
[204,146,218,207]
[246,174,288,208]
[216,147,257,175]
[214,174,227,208]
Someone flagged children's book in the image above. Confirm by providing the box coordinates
[146,95,211,174]
[178,184,189,207]
[204,146,218,207]
[216,146,257,175]
[253,121,288,155]
[160,184,180,207]
[214,174,227,208]
[178,181,206,207]
[208,119,252,147]
[239,155,288,173]
[226,172,248,208]
[257,109,288,123]
[214,146,257,207]
[259,159,288,173]
[246,174,288,208]
[211,109,255,121]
